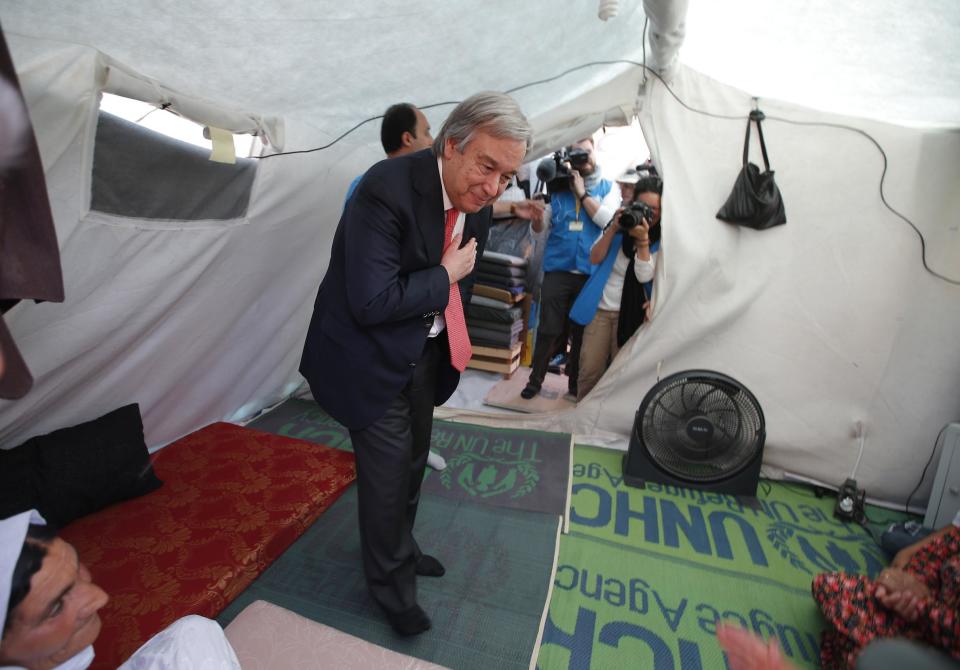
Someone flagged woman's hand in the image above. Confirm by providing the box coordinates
[875,568,931,621]
[609,208,624,230]
[627,218,650,243]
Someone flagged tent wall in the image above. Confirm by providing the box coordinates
[0,37,347,448]
[575,67,960,504]
[440,64,960,506]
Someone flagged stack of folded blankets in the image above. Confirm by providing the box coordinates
[466,251,527,373]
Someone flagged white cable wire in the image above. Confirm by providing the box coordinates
[850,420,866,480]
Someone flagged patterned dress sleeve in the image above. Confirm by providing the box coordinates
[908,526,960,660]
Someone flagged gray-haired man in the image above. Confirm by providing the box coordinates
[300,91,532,635]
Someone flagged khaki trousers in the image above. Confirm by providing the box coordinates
[577,309,620,400]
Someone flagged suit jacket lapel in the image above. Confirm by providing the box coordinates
[411,150,444,266]
[463,211,484,244]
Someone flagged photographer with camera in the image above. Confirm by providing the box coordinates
[520,137,618,400]
[569,175,662,400]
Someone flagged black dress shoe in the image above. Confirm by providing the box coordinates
[416,554,445,577]
[385,604,432,636]
[520,382,540,399]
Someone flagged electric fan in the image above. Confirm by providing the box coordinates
[623,370,765,497]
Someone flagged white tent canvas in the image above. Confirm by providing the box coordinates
[0,0,957,508]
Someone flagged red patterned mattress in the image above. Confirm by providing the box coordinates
[59,422,356,669]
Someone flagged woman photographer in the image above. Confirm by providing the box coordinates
[569,175,662,400]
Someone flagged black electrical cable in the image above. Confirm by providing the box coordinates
[250,58,957,285]
[904,424,949,514]
[761,114,958,285]
[758,479,771,497]
[858,517,883,545]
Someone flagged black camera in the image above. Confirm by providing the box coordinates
[536,148,590,194]
[620,201,655,229]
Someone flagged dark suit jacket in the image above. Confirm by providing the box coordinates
[300,149,491,430]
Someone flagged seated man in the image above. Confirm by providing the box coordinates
[0,510,240,670]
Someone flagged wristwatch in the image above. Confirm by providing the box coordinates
[579,192,591,204]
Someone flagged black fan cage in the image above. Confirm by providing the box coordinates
[636,370,765,482]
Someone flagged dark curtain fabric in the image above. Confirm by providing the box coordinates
[91,112,257,221]
[0,23,64,398]
[617,255,647,348]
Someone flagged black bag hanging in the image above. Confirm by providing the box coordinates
[716,109,786,230]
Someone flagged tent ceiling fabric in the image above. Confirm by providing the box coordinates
[680,0,960,127]
[0,1,957,507]
[1,0,956,134]
[0,1,653,153]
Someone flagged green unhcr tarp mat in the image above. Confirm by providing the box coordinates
[536,445,912,670]
[248,397,573,521]
[219,486,561,670]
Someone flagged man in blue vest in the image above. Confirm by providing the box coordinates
[522,137,618,399]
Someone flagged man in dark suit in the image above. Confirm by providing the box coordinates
[299,91,531,635]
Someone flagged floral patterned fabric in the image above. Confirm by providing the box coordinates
[58,422,356,670]
[812,525,960,669]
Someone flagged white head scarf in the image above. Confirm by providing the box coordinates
[0,510,95,670]
[0,509,45,637]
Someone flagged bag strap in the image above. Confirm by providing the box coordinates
[743,109,771,171]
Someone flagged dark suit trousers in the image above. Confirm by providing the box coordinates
[528,271,587,389]
[347,334,441,616]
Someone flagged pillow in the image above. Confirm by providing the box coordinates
[4,404,163,527]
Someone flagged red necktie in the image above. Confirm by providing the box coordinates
[443,208,472,371]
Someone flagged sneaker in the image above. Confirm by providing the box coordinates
[547,352,567,374]
[520,382,540,399]
[426,450,446,471]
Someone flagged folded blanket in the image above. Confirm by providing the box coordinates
[467,304,522,324]
[470,294,513,310]
[471,337,521,350]
[481,250,527,267]
[466,318,524,335]
[477,262,526,279]
[468,326,521,347]
[477,272,525,288]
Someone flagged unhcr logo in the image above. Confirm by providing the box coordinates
[439,453,539,499]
